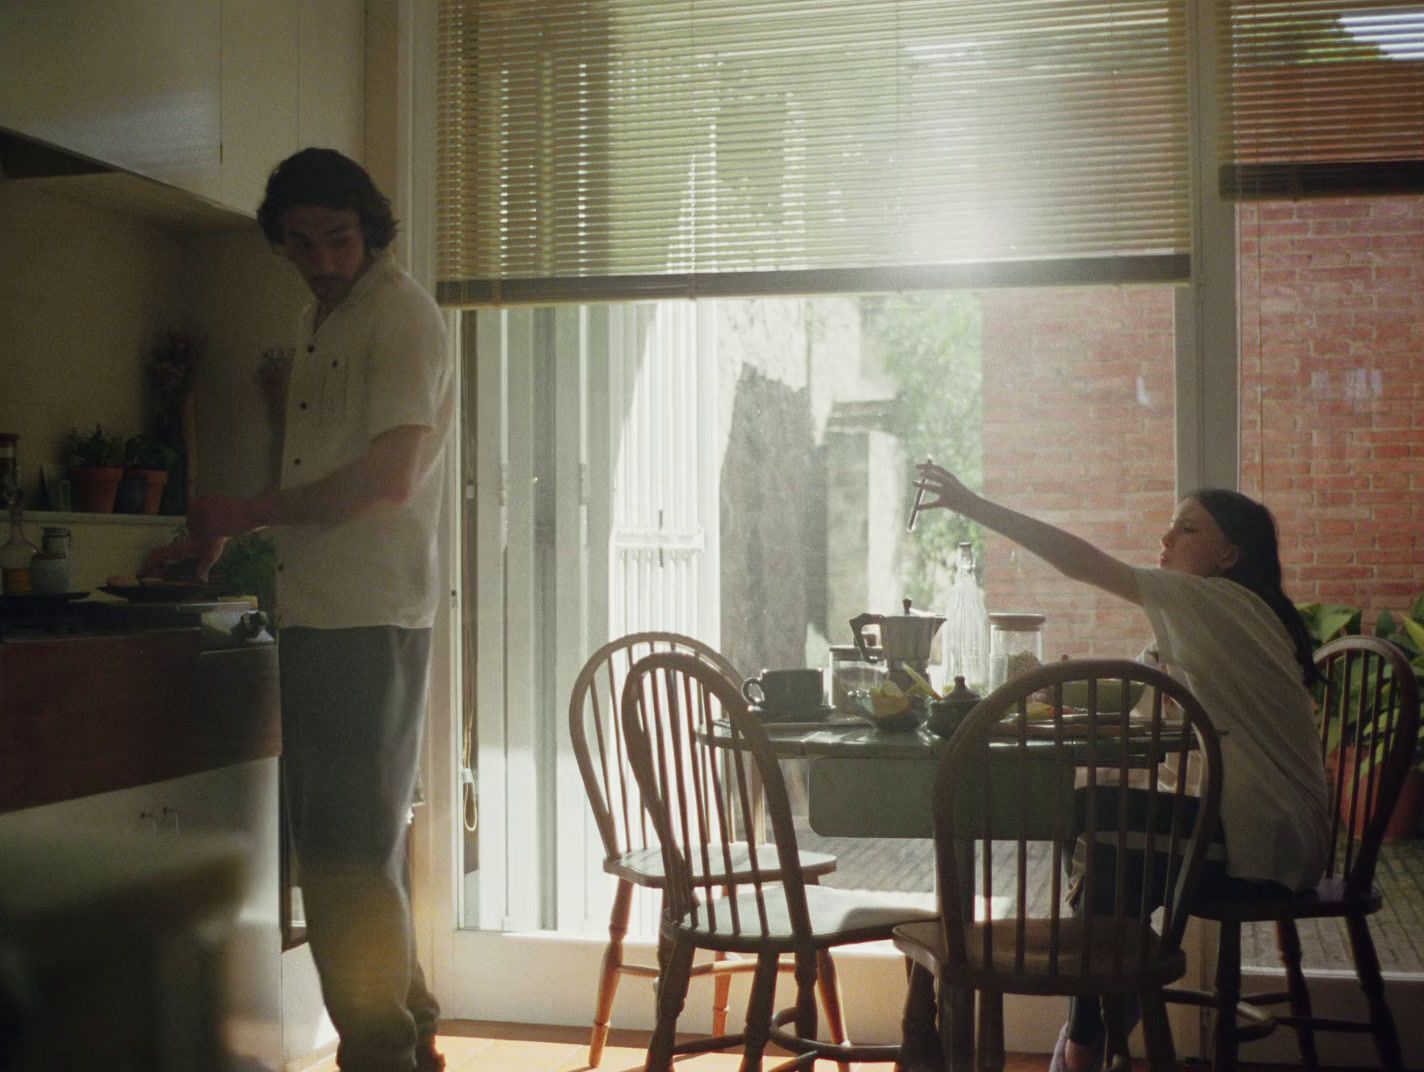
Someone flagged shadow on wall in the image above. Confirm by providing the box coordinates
[719,367,827,678]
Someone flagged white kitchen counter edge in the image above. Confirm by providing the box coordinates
[27,510,184,528]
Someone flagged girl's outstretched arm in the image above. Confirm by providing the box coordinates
[914,460,1142,605]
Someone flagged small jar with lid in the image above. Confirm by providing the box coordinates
[988,612,1045,689]
[828,643,884,714]
[31,527,73,594]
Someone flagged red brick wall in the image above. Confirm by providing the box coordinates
[978,287,1177,659]
[1238,197,1424,626]
[978,196,1424,656]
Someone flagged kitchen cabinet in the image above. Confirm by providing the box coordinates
[220,0,366,218]
[298,0,367,165]
[0,626,283,1069]
[0,0,223,200]
[1,0,365,218]
[219,0,300,216]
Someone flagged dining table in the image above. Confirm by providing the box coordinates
[703,711,1188,1071]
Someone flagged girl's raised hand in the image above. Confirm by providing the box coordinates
[914,460,977,515]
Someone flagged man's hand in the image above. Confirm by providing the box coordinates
[138,533,229,582]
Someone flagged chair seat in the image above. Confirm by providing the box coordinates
[892,916,1187,996]
[1186,876,1382,923]
[671,884,936,954]
[607,844,838,887]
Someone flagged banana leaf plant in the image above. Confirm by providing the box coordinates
[1299,593,1424,773]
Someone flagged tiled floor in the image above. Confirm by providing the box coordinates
[798,819,1424,973]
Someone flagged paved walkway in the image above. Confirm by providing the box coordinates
[797,820,1424,974]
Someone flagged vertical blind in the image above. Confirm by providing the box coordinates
[436,0,1191,304]
[1220,0,1424,198]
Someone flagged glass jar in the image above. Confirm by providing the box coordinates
[828,643,884,713]
[988,612,1045,689]
[1,496,38,595]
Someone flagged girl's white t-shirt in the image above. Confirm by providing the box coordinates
[1135,568,1330,892]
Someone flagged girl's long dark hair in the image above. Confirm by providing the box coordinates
[1193,488,1320,687]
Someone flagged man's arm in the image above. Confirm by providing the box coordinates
[188,424,432,540]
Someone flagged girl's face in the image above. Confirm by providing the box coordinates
[1159,498,1241,576]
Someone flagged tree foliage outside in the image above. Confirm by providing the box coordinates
[862,292,983,608]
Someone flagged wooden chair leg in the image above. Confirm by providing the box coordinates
[793,949,821,1067]
[815,949,851,1072]
[1139,990,1176,1072]
[976,990,1004,1072]
[645,937,695,1072]
[1211,919,1242,1072]
[1345,913,1405,1072]
[1102,997,1129,1072]
[590,879,634,1066]
[1275,918,1320,1072]
[712,950,734,1037]
[740,952,781,1072]
[896,960,938,1072]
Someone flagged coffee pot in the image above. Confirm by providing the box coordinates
[849,598,946,693]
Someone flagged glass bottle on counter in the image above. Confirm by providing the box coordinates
[942,541,989,691]
[1,494,39,595]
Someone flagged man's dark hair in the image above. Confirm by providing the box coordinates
[256,148,398,251]
[1193,488,1320,688]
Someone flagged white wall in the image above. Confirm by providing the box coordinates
[0,175,304,588]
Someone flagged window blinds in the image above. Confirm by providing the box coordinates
[436,0,1191,305]
[1220,1,1424,198]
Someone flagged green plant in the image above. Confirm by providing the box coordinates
[209,532,277,615]
[148,328,205,410]
[862,292,984,605]
[1300,593,1424,772]
[122,435,178,471]
[64,424,124,468]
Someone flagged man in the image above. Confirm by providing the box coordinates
[144,148,452,1072]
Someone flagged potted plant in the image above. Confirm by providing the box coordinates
[147,329,204,515]
[115,436,178,514]
[64,424,125,512]
[208,531,278,616]
[1301,594,1424,840]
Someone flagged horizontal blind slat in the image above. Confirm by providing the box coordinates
[437,0,1191,301]
[1219,0,1424,200]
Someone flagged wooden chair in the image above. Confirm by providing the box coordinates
[621,649,938,1071]
[569,632,841,1066]
[892,658,1223,1072]
[1165,634,1419,1071]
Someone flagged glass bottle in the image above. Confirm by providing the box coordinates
[1,494,39,595]
[0,433,18,508]
[943,541,990,691]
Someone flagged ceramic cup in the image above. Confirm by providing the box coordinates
[742,668,824,715]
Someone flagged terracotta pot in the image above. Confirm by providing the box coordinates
[1335,746,1424,842]
[68,464,124,513]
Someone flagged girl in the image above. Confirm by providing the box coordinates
[911,462,1330,1072]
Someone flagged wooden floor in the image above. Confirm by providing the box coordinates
[300,1020,1365,1071]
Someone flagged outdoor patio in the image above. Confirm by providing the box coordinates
[797,820,1424,974]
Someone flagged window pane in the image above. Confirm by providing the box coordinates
[462,286,1179,927]
[1238,194,1424,972]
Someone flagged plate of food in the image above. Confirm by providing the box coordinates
[100,576,222,603]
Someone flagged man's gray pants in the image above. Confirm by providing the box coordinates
[281,625,440,1072]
